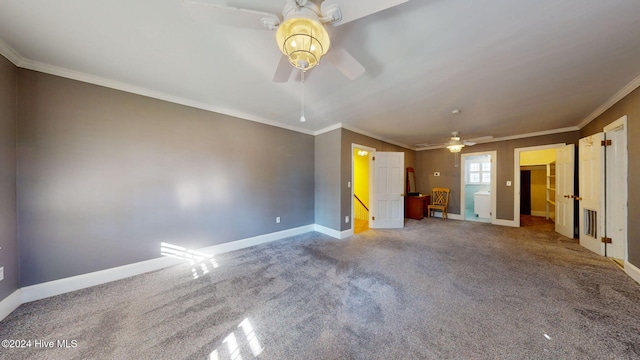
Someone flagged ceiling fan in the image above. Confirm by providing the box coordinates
[183,0,409,82]
[415,132,494,151]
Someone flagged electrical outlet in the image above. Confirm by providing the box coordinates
[0,267,4,282]
[345,216,349,223]
[276,217,280,223]
[434,172,440,176]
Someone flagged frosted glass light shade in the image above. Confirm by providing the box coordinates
[276,17,330,70]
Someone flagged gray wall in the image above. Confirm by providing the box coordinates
[416,132,580,219]
[0,56,18,301]
[17,69,314,286]
[580,86,640,268]
[314,129,342,230]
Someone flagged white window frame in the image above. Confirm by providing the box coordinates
[466,159,491,185]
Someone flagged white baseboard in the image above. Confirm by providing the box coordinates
[199,225,314,255]
[428,213,463,220]
[314,224,353,239]
[625,261,640,286]
[18,225,315,306]
[0,290,22,322]
[492,219,519,227]
[341,228,354,238]
[21,256,183,304]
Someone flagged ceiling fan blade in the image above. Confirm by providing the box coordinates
[321,0,409,26]
[466,135,494,143]
[183,0,280,30]
[324,47,365,80]
[273,55,294,83]
[463,141,476,146]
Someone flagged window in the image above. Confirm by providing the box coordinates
[467,159,491,184]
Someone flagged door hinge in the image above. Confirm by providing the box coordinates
[601,139,612,146]
[372,156,375,161]
[372,216,375,221]
[601,237,612,244]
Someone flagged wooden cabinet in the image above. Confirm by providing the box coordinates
[405,195,430,220]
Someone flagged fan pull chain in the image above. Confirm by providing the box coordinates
[300,69,306,122]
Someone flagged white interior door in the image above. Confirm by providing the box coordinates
[604,121,627,261]
[578,134,605,255]
[370,152,404,229]
[555,144,575,238]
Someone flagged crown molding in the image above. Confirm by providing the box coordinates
[313,122,343,136]
[0,40,315,136]
[0,39,23,67]
[340,124,414,150]
[415,126,580,151]
[2,37,637,142]
[577,73,640,129]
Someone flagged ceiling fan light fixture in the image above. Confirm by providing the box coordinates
[447,144,464,153]
[275,9,330,71]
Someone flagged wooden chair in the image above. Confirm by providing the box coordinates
[428,188,450,220]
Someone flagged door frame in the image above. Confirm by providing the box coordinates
[460,151,497,223]
[513,143,566,227]
[351,143,376,232]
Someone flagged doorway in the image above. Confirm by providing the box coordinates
[518,148,557,226]
[461,151,496,223]
[352,144,374,234]
[514,144,566,229]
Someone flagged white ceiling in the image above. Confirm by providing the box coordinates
[1,0,640,149]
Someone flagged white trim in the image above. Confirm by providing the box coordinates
[624,261,640,286]
[20,256,183,304]
[428,212,464,221]
[314,123,343,136]
[513,143,566,227]
[341,228,355,238]
[603,115,627,132]
[198,225,314,255]
[0,290,22,321]
[0,41,314,137]
[578,75,640,129]
[416,127,579,151]
[341,124,414,150]
[19,225,313,304]
[0,224,325,321]
[313,224,353,239]
[0,39,22,66]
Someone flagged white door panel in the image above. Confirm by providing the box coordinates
[578,134,604,255]
[371,152,404,229]
[555,144,575,238]
[605,124,627,260]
